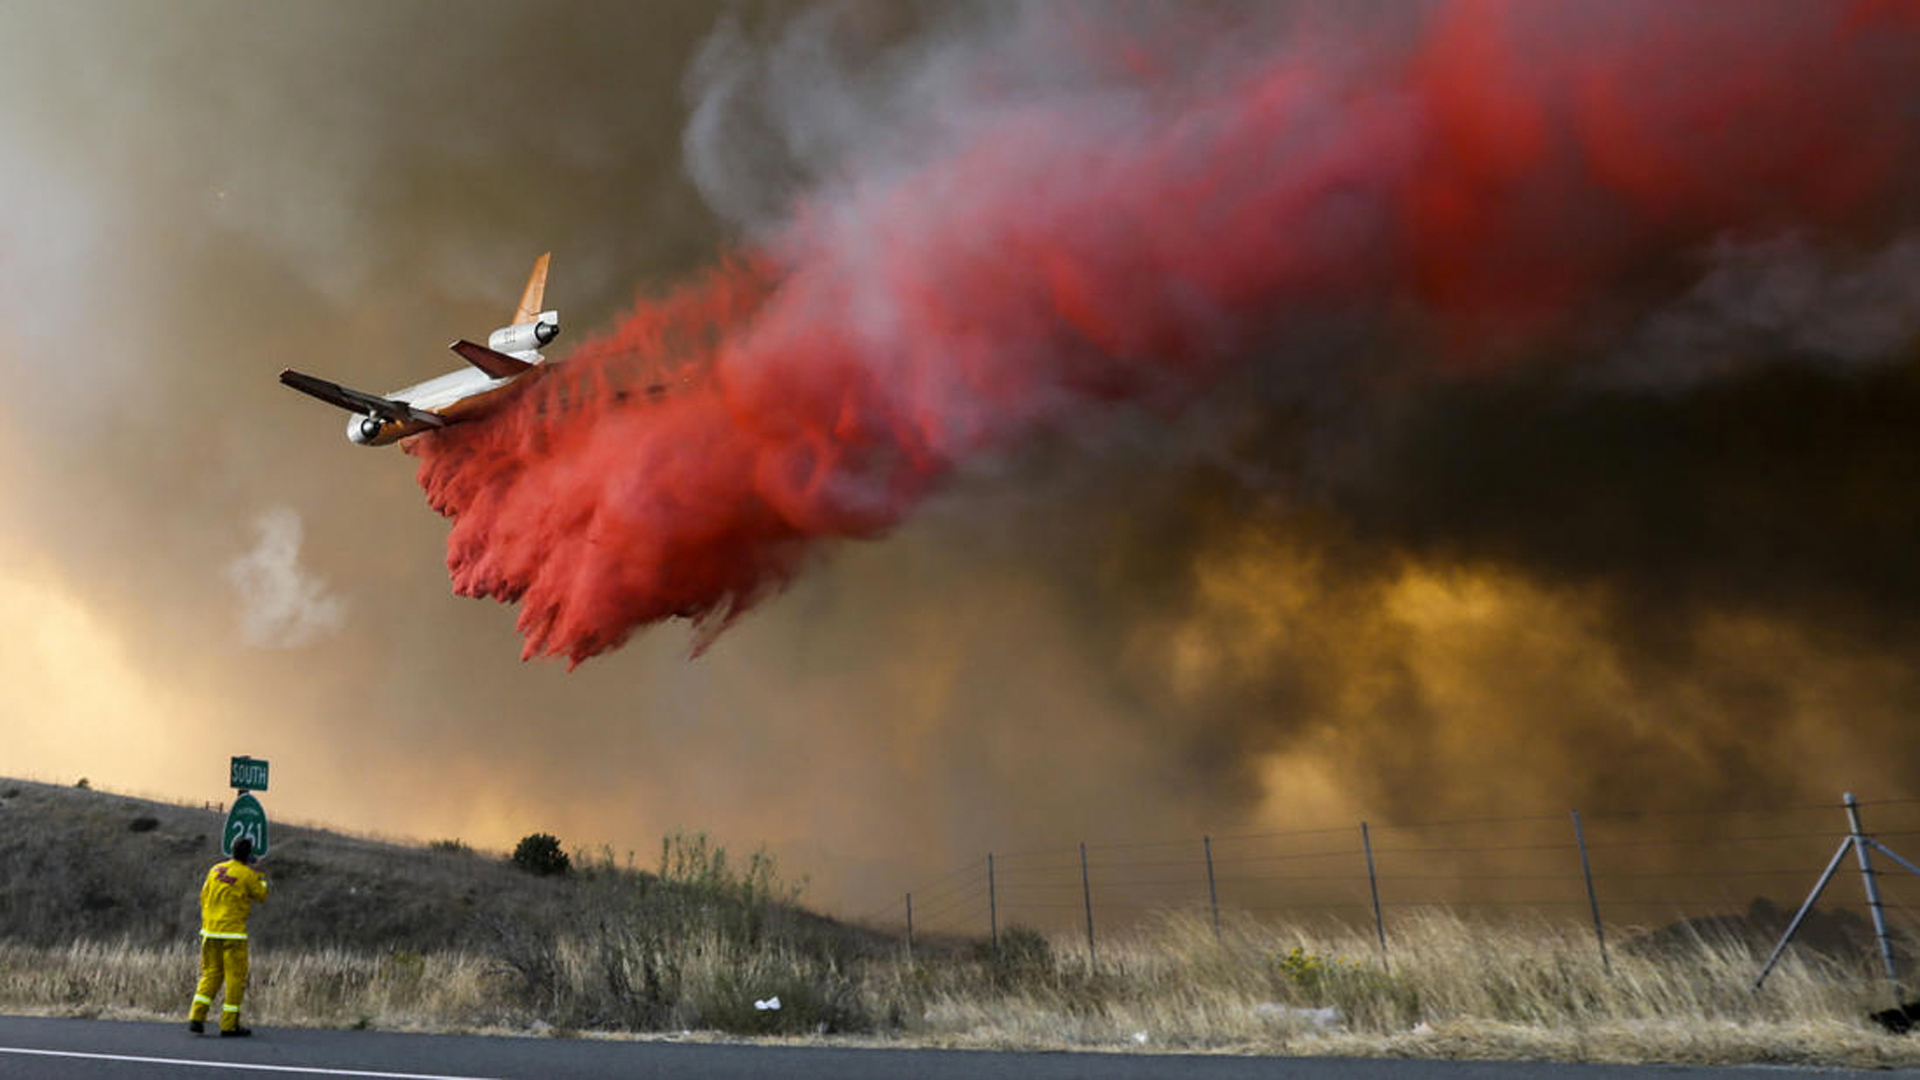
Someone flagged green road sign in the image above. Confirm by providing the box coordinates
[230,756,269,792]
[223,792,269,859]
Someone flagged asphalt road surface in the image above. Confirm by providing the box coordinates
[0,1016,1914,1080]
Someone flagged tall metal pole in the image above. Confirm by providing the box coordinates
[1080,841,1097,967]
[1204,835,1221,942]
[987,853,998,953]
[1362,821,1388,970]
[905,892,914,960]
[1571,810,1610,973]
[1846,792,1902,1000]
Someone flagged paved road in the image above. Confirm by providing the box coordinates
[0,1016,1911,1079]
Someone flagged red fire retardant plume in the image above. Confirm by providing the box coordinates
[409,0,1920,666]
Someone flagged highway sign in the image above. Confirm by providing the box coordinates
[223,793,269,859]
[230,756,269,792]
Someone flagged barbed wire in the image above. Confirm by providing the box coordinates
[1366,812,1571,829]
[1580,802,1846,820]
[1372,841,1576,856]
[869,795,1920,943]
[1209,824,1367,843]
[1211,848,1367,865]
[913,871,990,907]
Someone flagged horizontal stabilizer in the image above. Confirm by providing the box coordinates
[449,339,534,380]
[279,369,446,427]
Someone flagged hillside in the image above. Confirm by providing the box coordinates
[0,777,879,961]
[0,776,902,1033]
[0,778,578,952]
[3,777,1915,1064]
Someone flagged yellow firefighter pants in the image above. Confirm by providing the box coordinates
[188,938,249,1031]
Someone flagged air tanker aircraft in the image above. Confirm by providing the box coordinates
[280,254,559,446]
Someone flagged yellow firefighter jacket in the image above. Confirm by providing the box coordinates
[199,858,268,940]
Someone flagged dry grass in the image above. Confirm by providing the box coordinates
[5,910,1916,1064]
[877,910,1914,1064]
[0,940,511,1032]
[4,779,1916,1063]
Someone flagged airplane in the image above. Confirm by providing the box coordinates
[280,254,560,446]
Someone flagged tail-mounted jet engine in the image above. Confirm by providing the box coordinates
[279,253,559,447]
[487,310,560,358]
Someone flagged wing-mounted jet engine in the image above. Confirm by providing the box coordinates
[279,253,561,446]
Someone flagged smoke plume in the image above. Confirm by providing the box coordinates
[225,507,348,649]
[408,1,1920,666]
[7,1,1920,909]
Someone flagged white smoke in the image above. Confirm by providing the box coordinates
[225,507,346,649]
[1604,233,1920,389]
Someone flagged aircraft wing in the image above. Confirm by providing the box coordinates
[278,369,447,427]
[449,339,534,379]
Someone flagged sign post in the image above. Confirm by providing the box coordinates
[224,756,270,859]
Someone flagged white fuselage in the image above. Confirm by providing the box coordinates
[344,308,558,445]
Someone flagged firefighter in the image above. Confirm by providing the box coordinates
[187,836,269,1036]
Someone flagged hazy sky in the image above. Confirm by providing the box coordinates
[2,1,1918,919]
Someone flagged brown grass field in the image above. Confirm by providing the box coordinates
[2,777,1917,1065]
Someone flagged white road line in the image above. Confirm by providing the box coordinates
[0,1045,503,1079]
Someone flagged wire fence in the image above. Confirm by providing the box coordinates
[853,791,1920,981]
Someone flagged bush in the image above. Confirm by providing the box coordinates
[428,838,474,856]
[520,836,858,1033]
[1274,945,1336,1000]
[128,816,160,833]
[511,833,570,876]
[690,963,866,1035]
[974,925,1057,989]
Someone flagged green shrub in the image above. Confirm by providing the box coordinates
[511,833,571,876]
[974,925,1056,989]
[691,964,865,1035]
[1275,945,1333,999]
[654,831,804,944]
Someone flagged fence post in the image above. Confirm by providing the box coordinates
[905,892,914,960]
[1846,793,1901,998]
[1362,821,1389,971]
[1571,809,1609,973]
[988,853,998,953]
[1204,834,1221,942]
[1755,791,1913,996]
[1080,841,1097,967]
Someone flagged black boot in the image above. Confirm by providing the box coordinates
[220,1027,252,1038]
[187,1021,203,1034]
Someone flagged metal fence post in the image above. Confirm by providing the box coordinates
[1571,809,1609,973]
[905,892,914,960]
[988,853,998,953]
[1362,821,1388,971]
[1080,841,1097,967]
[1758,791,1911,1001]
[1204,834,1221,942]
[1846,793,1901,999]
